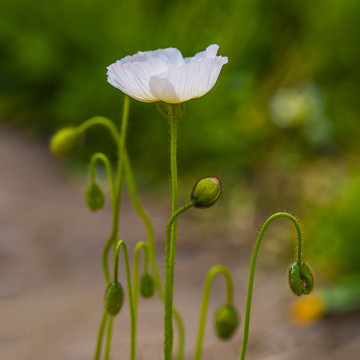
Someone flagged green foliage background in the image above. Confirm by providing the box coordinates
[1,0,360,308]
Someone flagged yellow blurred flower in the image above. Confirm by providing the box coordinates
[289,294,326,326]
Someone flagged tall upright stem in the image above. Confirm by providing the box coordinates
[102,95,130,284]
[164,104,179,360]
[239,212,302,360]
[170,103,179,221]
[124,151,186,359]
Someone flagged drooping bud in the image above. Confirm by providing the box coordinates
[140,273,155,299]
[191,177,222,208]
[50,127,79,157]
[85,183,105,212]
[105,281,124,316]
[288,261,314,296]
[214,304,239,340]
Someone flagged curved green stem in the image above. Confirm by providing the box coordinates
[77,116,120,144]
[173,309,185,360]
[102,233,116,285]
[122,104,181,298]
[104,315,114,360]
[115,96,130,204]
[133,241,149,316]
[194,265,234,360]
[102,95,130,285]
[114,240,136,360]
[81,118,118,360]
[76,114,122,285]
[164,200,194,360]
[94,309,109,360]
[89,152,116,209]
[124,151,186,360]
[124,152,163,297]
[167,202,195,285]
[239,212,302,360]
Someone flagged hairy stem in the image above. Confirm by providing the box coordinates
[124,149,186,359]
[124,151,186,359]
[164,200,194,360]
[164,104,179,360]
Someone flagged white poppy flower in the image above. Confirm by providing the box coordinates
[107,44,228,103]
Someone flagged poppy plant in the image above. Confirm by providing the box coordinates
[49,42,314,360]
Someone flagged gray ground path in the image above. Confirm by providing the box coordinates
[0,126,359,360]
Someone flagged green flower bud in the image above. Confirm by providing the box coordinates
[140,273,155,298]
[49,127,79,157]
[85,183,105,212]
[191,177,222,208]
[288,261,314,296]
[214,304,239,340]
[105,281,124,316]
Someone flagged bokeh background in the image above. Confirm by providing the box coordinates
[1,0,360,359]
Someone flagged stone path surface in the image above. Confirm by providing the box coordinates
[0,126,359,360]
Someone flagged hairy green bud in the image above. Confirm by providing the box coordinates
[140,273,155,299]
[105,282,124,316]
[214,304,239,340]
[49,127,79,157]
[288,261,314,296]
[85,183,105,212]
[191,177,222,208]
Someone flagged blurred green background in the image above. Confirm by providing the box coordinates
[1,0,360,315]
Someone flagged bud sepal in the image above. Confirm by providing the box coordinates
[50,127,80,157]
[288,261,314,296]
[140,273,155,299]
[191,177,222,208]
[105,281,124,316]
[214,304,239,340]
[86,183,105,212]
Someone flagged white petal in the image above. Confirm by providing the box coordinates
[148,77,180,103]
[184,44,220,63]
[149,56,228,103]
[120,48,185,69]
[107,58,168,102]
